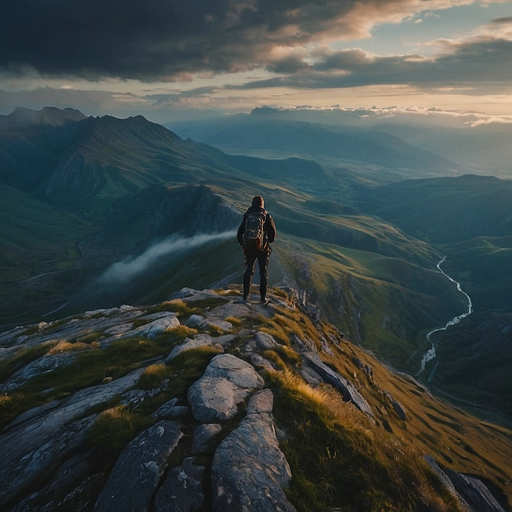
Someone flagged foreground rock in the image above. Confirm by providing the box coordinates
[0,369,144,504]
[0,288,510,512]
[304,352,374,418]
[211,389,297,512]
[94,421,183,512]
[187,354,264,423]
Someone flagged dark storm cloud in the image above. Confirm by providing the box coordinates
[2,0,510,95]
[0,0,358,80]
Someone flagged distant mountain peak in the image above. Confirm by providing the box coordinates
[2,106,87,130]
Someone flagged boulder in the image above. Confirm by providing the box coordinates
[255,331,279,350]
[154,457,205,512]
[188,375,241,423]
[304,352,374,418]
[166,333,221,362]
[211,390,296,512]
[122,314,180,339]
[186,314,232,332]
[94,421,183,512]
[187,355,264,423]
[250,353,276,372]
[152,398,189,419]
[186,315,208,329]
[204,354,264,389]
[192,423,223,454]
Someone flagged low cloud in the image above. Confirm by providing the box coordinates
[98,231,236,285]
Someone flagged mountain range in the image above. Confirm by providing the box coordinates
[1,106,511,510]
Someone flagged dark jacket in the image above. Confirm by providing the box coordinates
[237,206,276,250]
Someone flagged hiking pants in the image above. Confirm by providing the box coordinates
[243,249,270,300]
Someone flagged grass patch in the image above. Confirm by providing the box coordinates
[48,339,100,354]
[256,306,321,350]
[0,342,57,383]
[87,405,152,454]
[268,370,461,512]
[0,335,176,428]
[225,316,242,326]
[135,346,222,415]
[167,325,198,341]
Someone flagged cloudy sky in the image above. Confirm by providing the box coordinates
[1,0,511,123]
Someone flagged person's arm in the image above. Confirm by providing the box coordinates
[266,214,276,243]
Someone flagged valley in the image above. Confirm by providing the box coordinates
[1,106,511,422]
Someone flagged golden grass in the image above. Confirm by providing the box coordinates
[87,405,150,453]
[274,369,370,430]
[323,337,512,506]
[48,339,100,354]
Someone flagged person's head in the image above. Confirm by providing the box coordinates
[252,195,264,208]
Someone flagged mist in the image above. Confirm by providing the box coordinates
[98,230,236,286]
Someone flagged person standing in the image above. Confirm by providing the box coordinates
[237,195,276,303]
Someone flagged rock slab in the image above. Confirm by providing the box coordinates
[187,354,264,423]
[211,389,297,512]
[94,420,183,512]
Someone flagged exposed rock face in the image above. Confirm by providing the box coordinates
[0,368,144,504]
[304,352,374,418]
[446,470,508,512]
[425,456,508,512]
[154,457,205,512]
[94,421,183,512]
[187,354,264,423]
[211,389,297,512]
[0,288,509,512]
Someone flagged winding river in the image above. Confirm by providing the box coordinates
[416,256,473,379]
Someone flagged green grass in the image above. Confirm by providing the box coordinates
[267,370,461,512]
[87,405,152,453]
[0,328,192,429]
[274,238,466,370]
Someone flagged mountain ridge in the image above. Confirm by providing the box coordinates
[0,286,510,512]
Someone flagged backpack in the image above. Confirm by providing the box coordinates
[243,210,267,251]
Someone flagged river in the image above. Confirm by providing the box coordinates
[416,256,473,379]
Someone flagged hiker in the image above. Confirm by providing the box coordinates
[237,195,276,303]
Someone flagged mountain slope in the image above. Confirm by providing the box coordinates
[166,111,458,178]
[3,107,510,421]
[358,174,512,415]
[0,287,510,512]
[0,109,453,341]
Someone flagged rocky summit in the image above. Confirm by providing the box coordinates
[0,287,511,512]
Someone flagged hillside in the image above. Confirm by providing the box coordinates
[2,106,511,424]
[1,287,511,512]
[166,112,458,180]
[358,175,512,415]
[0,107,461,373]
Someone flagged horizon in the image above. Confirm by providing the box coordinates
[1,0,512,126]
